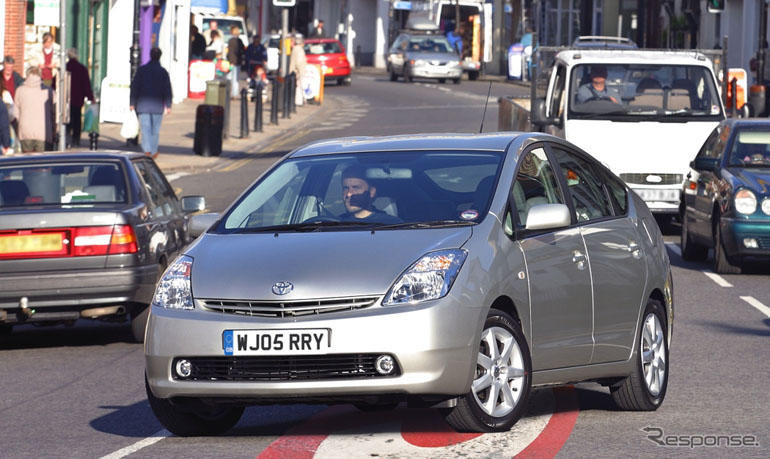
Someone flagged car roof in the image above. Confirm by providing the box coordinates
[721,118,770,129]
[0,151,144,165]
[288,133,535,158]
[556,49,715,67]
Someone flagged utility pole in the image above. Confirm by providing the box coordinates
[280,8,289,78]
[58,0,67,151]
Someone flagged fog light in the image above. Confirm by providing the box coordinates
[375,355,395,375]
[743,238,759,249]
[175,359,192,378]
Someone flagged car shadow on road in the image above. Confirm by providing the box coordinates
[91,400,163,438]
[692,320,770,336]
[0,322,136,349]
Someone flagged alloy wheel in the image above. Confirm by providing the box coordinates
[472,326,526,417]
[640,313,666,397]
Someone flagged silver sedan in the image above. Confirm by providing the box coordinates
[145,132,673,435]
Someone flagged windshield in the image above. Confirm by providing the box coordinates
[305,41,342,55]
[217,151,504,232]
[568,64,723,120]
[0,162,127,208]
[407,36,455,54]
[728,130,770,167]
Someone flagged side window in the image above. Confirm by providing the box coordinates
[600,169,628,216]
[146,161,180,216]
[551,146,613,223]
[510,147,564,230]
[133,161,167,218]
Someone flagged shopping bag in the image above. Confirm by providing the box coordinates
[120,110,139,138]
[83,103,99,133]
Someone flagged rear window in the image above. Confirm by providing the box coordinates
[0,162,128,207]
[305,42,342,55]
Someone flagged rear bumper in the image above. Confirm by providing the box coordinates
[411,66,463,79]
[321,65,351,79]
[0,264,159,316]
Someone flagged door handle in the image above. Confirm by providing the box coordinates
[572,250,587,270]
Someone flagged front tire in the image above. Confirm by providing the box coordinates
[713,218,741,274]
[146,377,244,436]
[444,308,531,432]
[610,299,668,411]
[680,211,708,261]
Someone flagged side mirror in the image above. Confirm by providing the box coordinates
[690,157,720,172]
[181,195,206,214]
[525,203,571,231]
[532,98,547,126]
[189,212,220,238]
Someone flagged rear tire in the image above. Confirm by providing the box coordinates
[389,69,398,81]
[610,299,668,411]
[680,211,708,261]
[713,218,741,274]
[468,71,479,81]
[146,377,244,436]
[443,308,531,432]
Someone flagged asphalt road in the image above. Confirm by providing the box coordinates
[1,74,768,458]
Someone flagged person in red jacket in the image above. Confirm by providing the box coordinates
[66,48,94,147]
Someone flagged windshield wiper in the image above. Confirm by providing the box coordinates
[234,221,375,233]
[570,109,632,120]
[374,220,477,230]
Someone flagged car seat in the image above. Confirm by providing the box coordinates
[89,166,126,201]
[0,180,30,206]
[667,79,695,111]
[630,78,664,108]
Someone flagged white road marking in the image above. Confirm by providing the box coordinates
[665,242,682,257]
[740,296,770,318]
[100,429,170,459]
[702,271,733,288]
[164,172,190,182]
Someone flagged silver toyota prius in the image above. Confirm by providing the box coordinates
[145,133,673,436]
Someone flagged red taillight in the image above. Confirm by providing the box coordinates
[688,181,696,190]
[73,225,137,256]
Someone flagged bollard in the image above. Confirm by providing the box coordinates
[290,73,297,113]
[240,88,249,138]
[282,76,290,119]
[731,78,737,118]
[254,83,264,132]
[89,132,99,150]
[270,79,279,125]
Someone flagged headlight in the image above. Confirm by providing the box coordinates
[383,249,467,306]
[734,189,757,215]
[152,255,194,309]
[762,198,770,215]
[413,59,426,66]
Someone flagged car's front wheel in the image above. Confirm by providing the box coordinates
[680,211,708,261]
[444,308,531,432]
[146,377,244,436]
[610,299,668,411]
[713,218,741,274]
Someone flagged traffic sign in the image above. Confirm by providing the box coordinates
[273,0,295,6]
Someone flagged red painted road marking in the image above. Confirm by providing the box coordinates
[258,387,579,458]
[514,386,580,459]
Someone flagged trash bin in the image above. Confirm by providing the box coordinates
[205,78,231,138]
[193,104,224,157]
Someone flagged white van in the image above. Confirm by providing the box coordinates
[191,12,248,56]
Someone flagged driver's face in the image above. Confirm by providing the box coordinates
[343,177,374,213]
[592,75,606,85]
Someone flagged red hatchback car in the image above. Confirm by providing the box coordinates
[304,38,351,86]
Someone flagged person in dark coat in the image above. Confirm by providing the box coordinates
[227,26,245,98]
[0,101,11,155]
[129,47,172,158]
[66,48,94,147]
[245,34,267,78]
[190,25,206,60]
[1,55,25,100]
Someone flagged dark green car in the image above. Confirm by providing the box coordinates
[680,119,770,273]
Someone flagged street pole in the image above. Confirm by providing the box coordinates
[280,8,288,78]
[131,0,141,78]
[58,0,67,151]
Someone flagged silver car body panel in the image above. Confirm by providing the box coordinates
[146,133,672,401]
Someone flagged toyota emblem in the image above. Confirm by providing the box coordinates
[272,281,294,295]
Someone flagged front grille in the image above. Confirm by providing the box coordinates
[620,173,683,185]
[174,354,400,381]
[199,296,379,318]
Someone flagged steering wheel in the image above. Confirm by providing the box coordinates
[302,216,340,223]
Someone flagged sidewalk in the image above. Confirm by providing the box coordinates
[88,92,332,174]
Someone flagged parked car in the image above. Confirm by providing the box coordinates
[0,152,205,341]
[145,132,673,436]
[304,38,351,86]
[680,119,770,273]
[387,32,463,84]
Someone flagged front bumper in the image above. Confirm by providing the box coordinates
[411,65,463,80]
[145,295,483,400]
[721,217,770,259]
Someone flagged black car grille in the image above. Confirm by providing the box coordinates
[174,354,400,381]
[620,173,684,185]
[199,296,379,318]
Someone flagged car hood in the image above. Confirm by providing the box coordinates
[187,227,473,300]
[406,52,459,62]
[726,167,770,195]
[565,120,719,178]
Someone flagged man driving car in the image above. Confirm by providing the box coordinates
[576,65,620,104]
[339,166,401,223]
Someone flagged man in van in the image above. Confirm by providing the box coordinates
[576,65,619,104]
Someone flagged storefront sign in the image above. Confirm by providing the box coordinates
[34,0,60,27]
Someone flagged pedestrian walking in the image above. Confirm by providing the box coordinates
[190,25,206,60]
[66,48,94,147]
[245,35,267,78]
[28,32,60,88]
[227,26,245,98]
[13,67,55,152]
[129,47,172,159]
[289,35,307,106]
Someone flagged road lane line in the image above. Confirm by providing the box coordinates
[739,296,770,318]
[702,270,733,288]
[99,429,170,459]
[219,157,252,172]
[165,172,190,182]
[665,242,681,257]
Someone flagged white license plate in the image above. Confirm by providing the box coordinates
[223,329,330,356]
[635,188,679,202]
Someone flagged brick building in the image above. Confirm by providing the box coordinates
[3,0,27,65]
